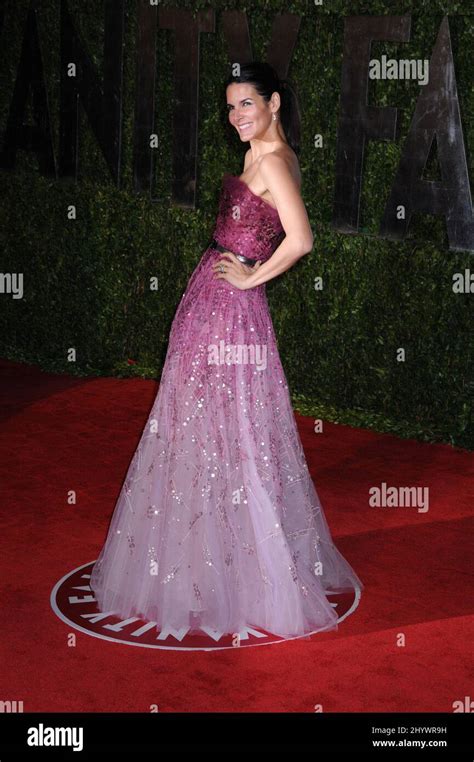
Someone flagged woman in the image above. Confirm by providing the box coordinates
[89,62,363,644]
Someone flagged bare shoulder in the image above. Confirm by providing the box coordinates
[259,147,301,190]
[243,148,253,172]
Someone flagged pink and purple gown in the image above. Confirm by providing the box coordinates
[89,173,363,641]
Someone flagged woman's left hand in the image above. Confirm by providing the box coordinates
[211,252,261,290]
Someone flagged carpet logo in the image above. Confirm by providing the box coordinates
[51,561,361,651]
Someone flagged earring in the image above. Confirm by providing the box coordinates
[272,113,277,121]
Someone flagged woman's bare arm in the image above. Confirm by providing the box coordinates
[240,153,313,289]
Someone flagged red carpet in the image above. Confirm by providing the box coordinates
[0,358,472,711]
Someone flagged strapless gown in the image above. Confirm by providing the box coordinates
[89,173,363,641]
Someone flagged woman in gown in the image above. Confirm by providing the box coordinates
[89,62,363,643]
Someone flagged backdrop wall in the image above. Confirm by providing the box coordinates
[1,0,473,448]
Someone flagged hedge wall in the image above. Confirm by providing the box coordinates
[1,0,473,448]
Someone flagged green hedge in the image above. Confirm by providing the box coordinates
[1,1,473,448]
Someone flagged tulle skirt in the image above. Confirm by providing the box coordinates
[90,246,363,638]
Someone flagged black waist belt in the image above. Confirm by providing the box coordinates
[209,238,257,267]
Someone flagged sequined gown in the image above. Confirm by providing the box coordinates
[89,173,363,640]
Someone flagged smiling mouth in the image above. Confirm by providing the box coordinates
[238,123,252,132]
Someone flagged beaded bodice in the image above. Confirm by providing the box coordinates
[211,174,285,263]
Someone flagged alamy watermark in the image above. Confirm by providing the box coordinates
[0,272,23,299]
[27,723,84,752]
[207,340,267,371]
[369,482,429,513]
[369,55,429,86]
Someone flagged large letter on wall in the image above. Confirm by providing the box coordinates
[379,17,473,252]
[59,0,124,184]
[157,7,214,207]
[332,15,411,232]
[0,3,55,175]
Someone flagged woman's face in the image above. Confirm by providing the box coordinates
[226,82,276,142]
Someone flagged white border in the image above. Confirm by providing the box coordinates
[51,561,362,652]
